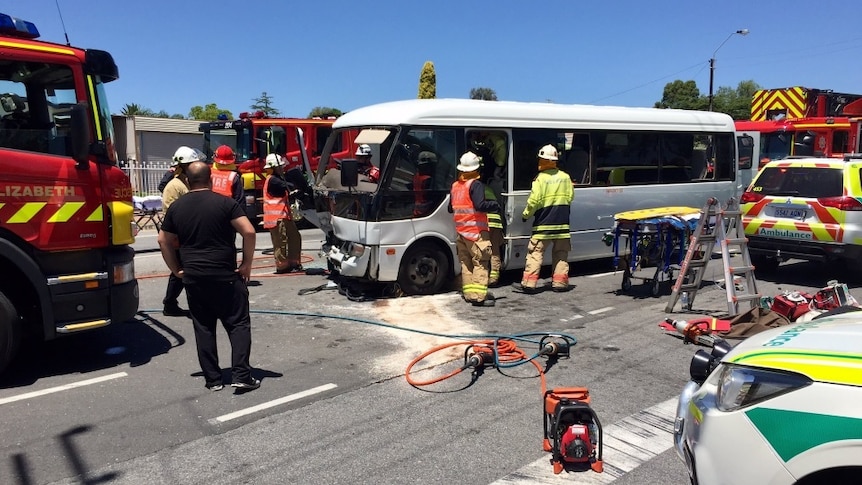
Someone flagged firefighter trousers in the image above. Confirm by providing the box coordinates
[488,226,504,286]
[456,232,492,303]
[521,237,570,290]
[269,218,303,270]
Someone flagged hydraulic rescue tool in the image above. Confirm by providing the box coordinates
[542,387,604,475]
[658,317,731,346]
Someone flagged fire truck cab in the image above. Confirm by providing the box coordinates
[199,112,358,226]
[0,13,138,374]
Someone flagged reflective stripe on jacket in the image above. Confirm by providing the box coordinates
[211,170,238,198]
[484,185,503,230]
[523,168,573,240]
[451,178,488,241]
[262,175,289,229]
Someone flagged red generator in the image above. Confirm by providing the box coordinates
[542,387,604,474]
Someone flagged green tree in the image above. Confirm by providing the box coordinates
[470,87,498,101]
[250,91,281,117]
[654,80,705,110]
[188,103,233,121]
[418,61,436,99]
[712,80,760,120]
[308,106,343,118]
[121,103,155,116]
[169,113,186,119]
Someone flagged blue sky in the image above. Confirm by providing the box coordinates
[8,1,862,118]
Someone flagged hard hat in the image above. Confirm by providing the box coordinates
[417,151,438,165]
[213,145,236,165]
[457,151,482,172]
[538,144,558,161]
[355,144,372,157]
[264,153,285,169]
[171,146,205,167]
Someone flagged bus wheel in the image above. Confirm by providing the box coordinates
[397,242,449,295]
[0,292,21,375]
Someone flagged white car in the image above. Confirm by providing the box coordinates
[673,308,862,484]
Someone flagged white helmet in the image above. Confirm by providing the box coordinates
[538,144,558,161]
[457,151,482,172]
[171,146,205,167]
[355,144,372,157]
[264,153,285,169]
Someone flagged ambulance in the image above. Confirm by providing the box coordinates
[740,155,862,271]
[673,309,862,484]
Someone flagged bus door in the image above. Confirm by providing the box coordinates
[737,131,758,192]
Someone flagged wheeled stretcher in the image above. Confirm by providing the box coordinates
[608,207,700,296]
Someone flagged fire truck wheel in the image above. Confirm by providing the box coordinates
[0,292,21,375]
[397,242,450,296]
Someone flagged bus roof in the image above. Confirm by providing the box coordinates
[334,98,736,132]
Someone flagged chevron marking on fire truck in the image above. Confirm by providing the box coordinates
[86,205,104,222]
[46,202,85,222]
[6,202,46,223]
[751,87,806,121]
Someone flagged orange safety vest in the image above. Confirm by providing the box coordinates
[413,173,432,217]
[451,178,488,241]
[262,175,289,229]
[211,170,238,197]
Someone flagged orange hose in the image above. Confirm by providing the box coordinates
[405,338,547,395]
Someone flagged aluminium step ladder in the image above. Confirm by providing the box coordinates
[665,197,761,315]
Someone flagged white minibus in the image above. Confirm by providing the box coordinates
[310,99,738,295]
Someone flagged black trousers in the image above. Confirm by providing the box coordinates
[185,277,253,386]
[163,250,184,306]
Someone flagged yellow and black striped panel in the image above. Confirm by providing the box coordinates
[751,87,807,121]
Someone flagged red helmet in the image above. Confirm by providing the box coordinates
[213,145,236,166]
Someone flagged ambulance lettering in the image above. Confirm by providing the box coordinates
[762,321,820,347]
[756,227,813,240]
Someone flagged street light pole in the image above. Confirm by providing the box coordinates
[708,29,749,111]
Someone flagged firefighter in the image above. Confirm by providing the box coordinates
[449,151,500,307]
[412,151,436,217]
[483,175,504,287]
[513,144,574,293]
[160,146,205,317]
[211,144,245,208]
[354,144,380,183]
[263,154,303,273]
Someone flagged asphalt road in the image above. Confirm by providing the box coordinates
[1,229,858,485]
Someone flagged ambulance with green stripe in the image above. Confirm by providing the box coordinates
[740,156,862,270]
[673,309,862,484]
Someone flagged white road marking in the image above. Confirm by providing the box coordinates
[586,272,618,278]
[210,383,338,424]
[491,397,677,484]
[0,372,128,406]
[587,307,614,315]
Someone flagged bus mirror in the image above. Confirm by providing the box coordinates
[70,103,90,167]
[341,159,358,187]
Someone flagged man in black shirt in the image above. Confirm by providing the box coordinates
[158,161,260,392]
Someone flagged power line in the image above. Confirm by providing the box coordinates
[588,62,704,104]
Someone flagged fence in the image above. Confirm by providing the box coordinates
[119,159,171,197]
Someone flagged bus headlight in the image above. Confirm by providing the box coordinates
[347,242,366,258]
[113,260,136,284]
[716,364,811,412]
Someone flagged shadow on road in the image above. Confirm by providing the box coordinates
[0,313,185,389]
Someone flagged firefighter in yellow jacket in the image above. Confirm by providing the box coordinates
[263,154,303,273]
[449,152,500,307]
[514,144,573,293]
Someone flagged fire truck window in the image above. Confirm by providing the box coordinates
[0,61,75,156]
[833,131,849,155]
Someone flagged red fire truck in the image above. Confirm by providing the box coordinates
[737,87,862,162]
[199,112,358,226]
[0,13,138,374]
